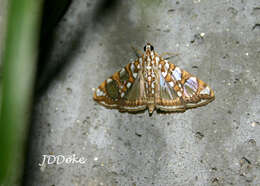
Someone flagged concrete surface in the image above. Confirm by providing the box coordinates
[24,0,260,185]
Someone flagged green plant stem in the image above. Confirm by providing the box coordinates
[0,0,43,185]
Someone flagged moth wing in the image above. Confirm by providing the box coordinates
[156,70,186,112]
[93,59,147,112]
[156,59,214,111]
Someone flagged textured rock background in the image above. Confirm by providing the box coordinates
[24,0,260,185]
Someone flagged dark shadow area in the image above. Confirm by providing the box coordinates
[23,0,72,185]
[92,0,120,24]
[35,0,120,97]
[23,0,122,185]
[35,0,75,97]
[35,0,72,96]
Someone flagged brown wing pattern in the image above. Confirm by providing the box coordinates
[93,43,215,114]
[93,59,147,112]
[156,59,215,111]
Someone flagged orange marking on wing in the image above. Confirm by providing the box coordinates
[165,73,172,82]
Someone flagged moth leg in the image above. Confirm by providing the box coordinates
[131,45,143,58]
[160,52,179,60]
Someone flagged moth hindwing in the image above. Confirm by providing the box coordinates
[93,43,215,115]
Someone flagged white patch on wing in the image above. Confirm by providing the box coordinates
[200,86,210,95]
[155,56,160,65]
[165,61,169,70]
[130,63,135,73]
[151,51,154,58]
[185,77,198,91]
[172,67,182,81]
[120,68,125,76]
[106,78,112,83]
[177,91,182,97]
[151,81,155,88]
[169,81,174,87]
[126,82,132,88]
[96,88,105,97]
[145,82,148,88]
[162,71,167,77]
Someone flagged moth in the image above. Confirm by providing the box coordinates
[93,43,215,115]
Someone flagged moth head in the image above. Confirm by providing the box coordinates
[144,43,154,53]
